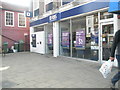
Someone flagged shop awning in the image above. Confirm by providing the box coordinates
[108,0,120,14]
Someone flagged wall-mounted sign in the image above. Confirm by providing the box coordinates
[62,32,70,48]
[24,11,33,17]
[75,30,85,49]
[49,13,61,23]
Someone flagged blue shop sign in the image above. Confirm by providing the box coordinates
[108,0,120,14]
[30,0,109,27]
[49,13,61,23]
[25,11,33,17]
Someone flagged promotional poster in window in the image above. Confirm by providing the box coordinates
[75,30,85,49]
[48,33,53,46]
[62,32,70,48]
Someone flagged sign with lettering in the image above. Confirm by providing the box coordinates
[91,32,98,44]
[75,30,85,48]
[48,33,53,45]
[24,11,33,17]
[49,13,61,23]
[62,32,70,48]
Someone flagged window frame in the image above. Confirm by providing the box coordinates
[5,11,14,27]
[18,13,26,27]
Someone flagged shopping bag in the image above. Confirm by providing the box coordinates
[99,60,113,78]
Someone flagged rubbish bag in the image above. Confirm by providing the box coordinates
[99,60,113,78]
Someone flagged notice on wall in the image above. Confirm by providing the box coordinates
[62,32,70,48]
[75,30,85,49]
[48,33,53,45]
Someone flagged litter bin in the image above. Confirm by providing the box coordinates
[14,42,19,52]
[3,42,8,53]
[18,40,24,52]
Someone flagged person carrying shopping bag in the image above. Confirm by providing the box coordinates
[109,29,120,89]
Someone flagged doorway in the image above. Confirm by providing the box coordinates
[45,23,53,55]
[100,22,114,62]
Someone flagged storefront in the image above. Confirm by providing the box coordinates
[30,0,120,64]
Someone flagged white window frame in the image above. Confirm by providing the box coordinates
[5,11,14,27]
[18,13,26,27]
[86,15,94,34]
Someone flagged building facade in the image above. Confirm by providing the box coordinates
[1,2,30,51]
[30,0,120,64]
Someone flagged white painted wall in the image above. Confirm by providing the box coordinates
[118,18,120,30]
[33,0,40,10]
[53,22,59,57]
[30,30,45,54]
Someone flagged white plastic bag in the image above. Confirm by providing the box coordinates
[99,60,113,78]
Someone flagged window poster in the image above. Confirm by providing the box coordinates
[48,33,53,46]
[62,32,70,48]
[75,30,85,49]
[91,31,98,45]
[91,31,99,50]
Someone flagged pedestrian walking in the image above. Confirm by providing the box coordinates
[109,29,120,89]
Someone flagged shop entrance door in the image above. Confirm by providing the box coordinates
[100,22,114,62]
[45,23,53,55]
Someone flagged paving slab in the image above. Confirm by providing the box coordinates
[1,52,119,88]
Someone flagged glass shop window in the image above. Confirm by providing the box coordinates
[34,9,39,17]
[60,20,71,57]
[34,26,44,32]
[85,13,99,61]
[100,11,113,20]
[46,2,53,12]
[71,17,86,58]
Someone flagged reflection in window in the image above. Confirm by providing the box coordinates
[60,20,70,56]
[34,9,39,17]
[46,2,53,12]
[62,0,74,5]
[72,17,86,58]
[34,26,44,32]
[102,24,114,60]
[100,11,113,20]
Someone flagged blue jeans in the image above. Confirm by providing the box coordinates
[111,55,120,85]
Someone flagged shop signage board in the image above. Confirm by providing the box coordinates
[24,11,33,17]
[49,13,61,23]
[75,30,85,49]
[62,32,70,48]
[30,0,109,27]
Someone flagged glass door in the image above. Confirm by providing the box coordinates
[45,23,53,55]
[60,20,71,57]
[100,22,114,61]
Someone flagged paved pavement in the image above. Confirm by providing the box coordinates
[1,52,119,88]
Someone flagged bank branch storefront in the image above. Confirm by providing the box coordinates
[30,0,120,64]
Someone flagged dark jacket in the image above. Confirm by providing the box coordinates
[111,30,120,57]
